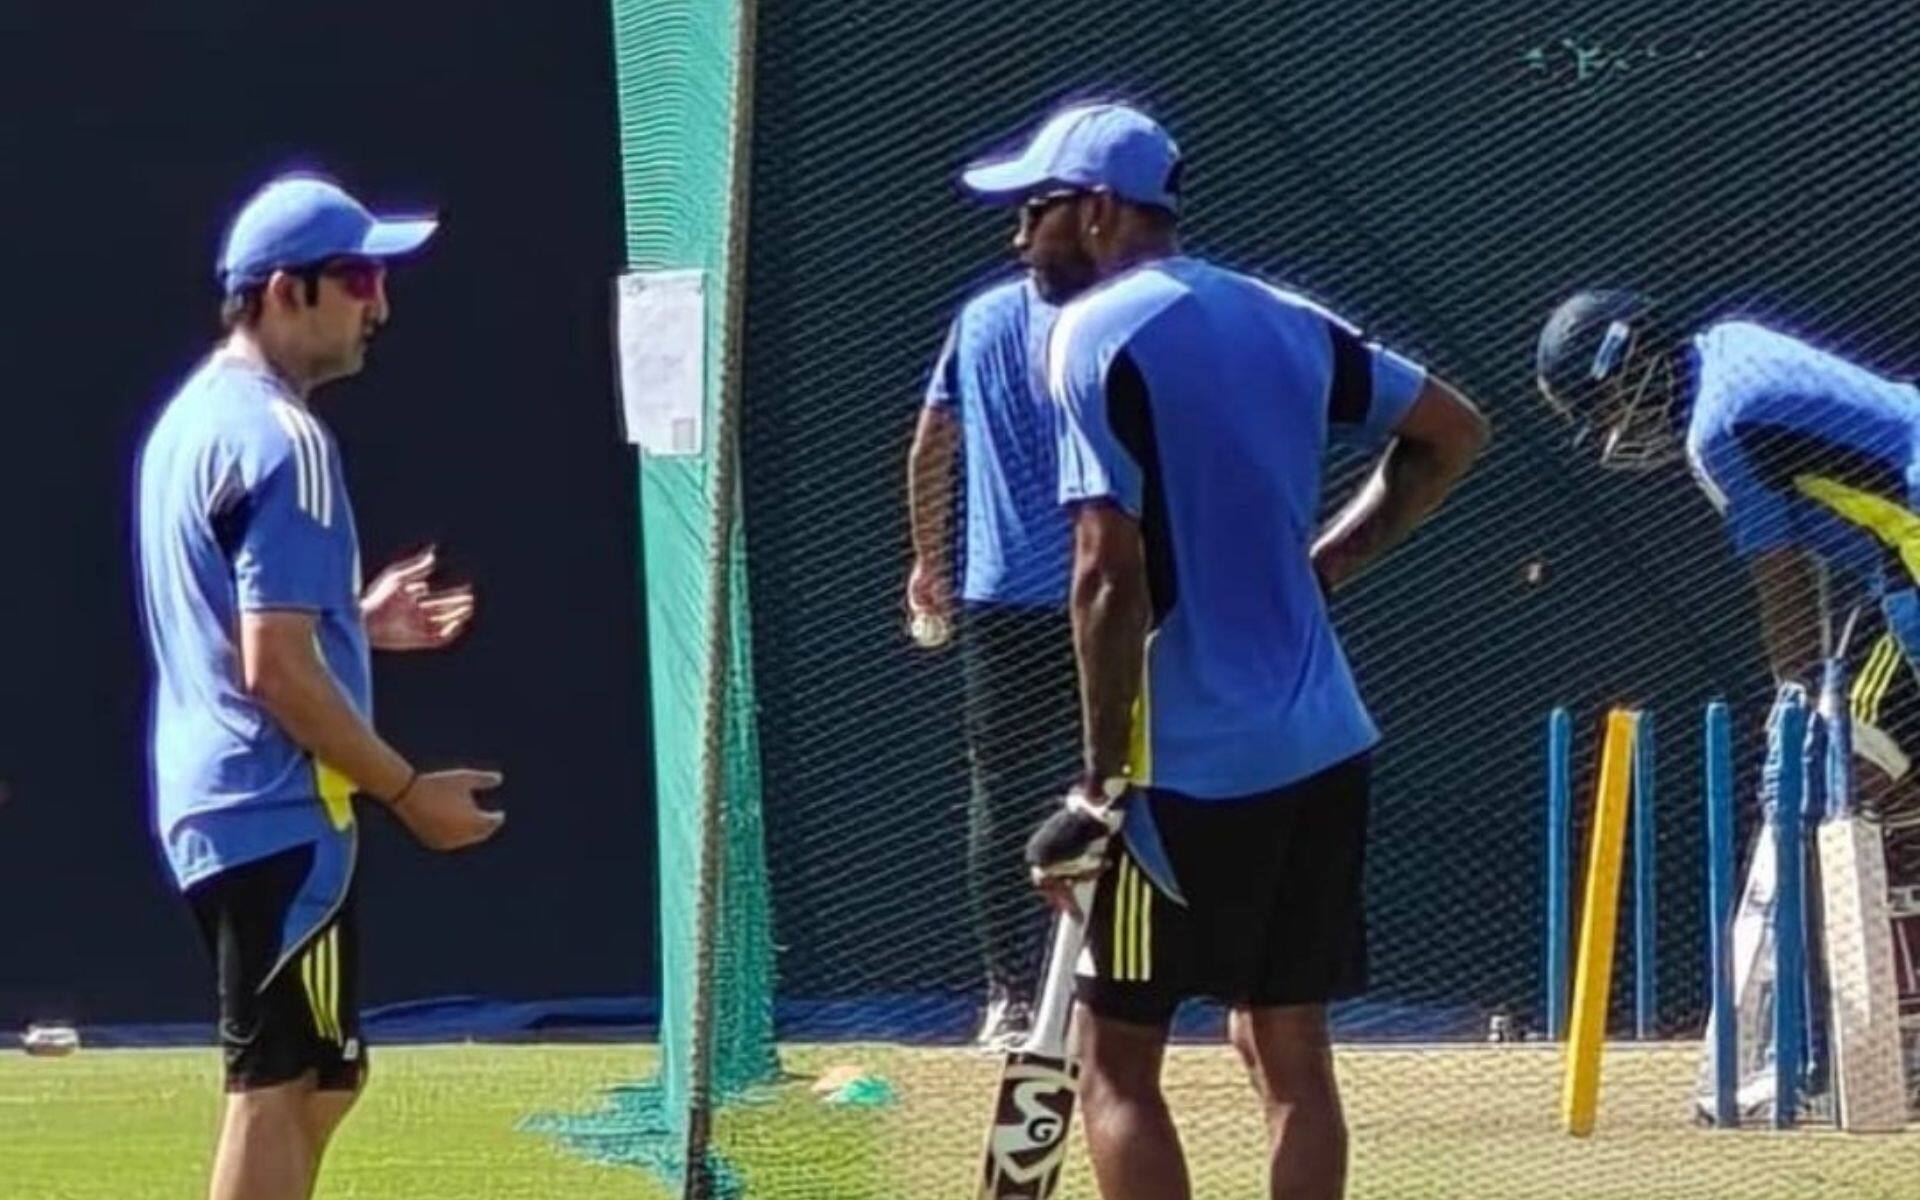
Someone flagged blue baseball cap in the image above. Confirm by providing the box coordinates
[961,103,1182,211]
[219,174,438,295]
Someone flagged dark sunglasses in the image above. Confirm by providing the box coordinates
[1020,188,1085,223]
[317,258,386,301]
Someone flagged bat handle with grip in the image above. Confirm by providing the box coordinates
[1022,878,1097,1057]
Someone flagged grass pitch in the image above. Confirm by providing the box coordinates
[0,1041,1912,1199]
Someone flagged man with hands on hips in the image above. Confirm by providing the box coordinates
[981,102,1488,1200]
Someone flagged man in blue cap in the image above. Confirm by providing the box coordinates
[134,172,504,1200]
[906,105,1150,1052]
[986,105,1491,1199]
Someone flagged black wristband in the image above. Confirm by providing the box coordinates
[389,770,421,809]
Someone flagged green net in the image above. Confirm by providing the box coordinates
[624,0,1920,1196]
[578,0,779,1192]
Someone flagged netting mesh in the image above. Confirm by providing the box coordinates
[666,1,1920,1196]
[585,1,780,1190]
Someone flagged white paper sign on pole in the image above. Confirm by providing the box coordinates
[614,269,705,456]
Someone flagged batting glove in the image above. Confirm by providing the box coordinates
[1026,778,1129,885]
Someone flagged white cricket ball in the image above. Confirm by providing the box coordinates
[909,610,952,649]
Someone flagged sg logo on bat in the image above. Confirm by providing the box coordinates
[978,1053,1081,1200]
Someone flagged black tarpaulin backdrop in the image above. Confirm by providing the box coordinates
[0,2,652,1027]
[732,0,1919,1034]
[4,0,1917,1041]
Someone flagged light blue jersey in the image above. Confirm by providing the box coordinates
[1684,321,1920,583]
[925,277,1068,607]
[135,355,365,923]
[1049,257,1426,799]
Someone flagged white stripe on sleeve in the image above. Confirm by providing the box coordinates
[289,405,334,527]
[269,400,330,525]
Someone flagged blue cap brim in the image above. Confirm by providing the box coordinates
[960,157,1047,206]
[358,216,438,259]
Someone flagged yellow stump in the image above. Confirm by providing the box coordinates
[1561,708,1637,1137]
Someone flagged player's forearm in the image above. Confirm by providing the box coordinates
[246,647,413,802]
[1313,434,1479,590]
[1314,377,1488,591]
[907,409,957,570]
[1071,558,1150,781]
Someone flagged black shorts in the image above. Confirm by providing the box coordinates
[187,844,365,1092]
[1077,754,1370,1026]
[1851,626,1920,790]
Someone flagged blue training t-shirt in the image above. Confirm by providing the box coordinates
[135,354,368,896]
[925,277,1069,608]
[1049,256,1427,800]
[1684,321,1920,586]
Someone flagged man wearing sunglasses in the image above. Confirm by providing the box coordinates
[975,103,1490,1200]
[905,109,1131,1052]
[134,173,504,1200]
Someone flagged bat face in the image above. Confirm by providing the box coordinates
[977,1050,1080,1200]
[1814,659,1910,1131]
[1818,817,1909,1131]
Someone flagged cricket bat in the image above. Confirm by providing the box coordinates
[1817,662,1909,1132]
[977,881,1094,1200]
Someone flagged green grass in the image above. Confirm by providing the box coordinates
[1,1045,669,1200]
[1,1041,1914,1199]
